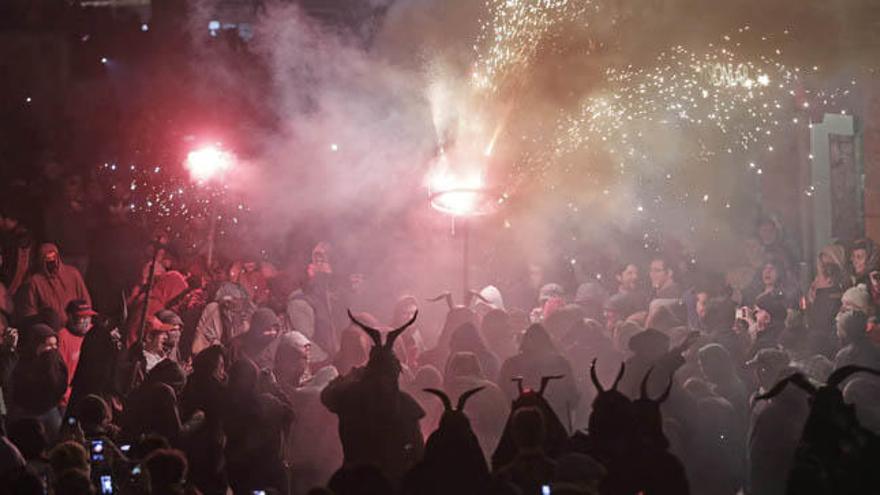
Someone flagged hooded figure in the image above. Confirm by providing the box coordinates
[192,282,254,356]
[321,311,425,484]
[124,264,188,345]
[227,308,284,371]
[224,357,294,495]
[495,406,558,494]
[420,293,479,371]
[444,352,508,457]
[571,361,640,495]
[400,387,490,495]
[746,365,809,495]
[497,324,580,423]
[9,324,67,439]
[447,323,500,381]
[119,358,186,443]
[179,345,228,495]
[492,375,571,471]
[19,244,91,321]
[67,315,124,413]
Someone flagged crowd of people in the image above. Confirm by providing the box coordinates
[0,182,879,495]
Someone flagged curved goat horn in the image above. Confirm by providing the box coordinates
[612,362,626,390]
[457,386,486,411]
[755,372,817,401]
[428,292,455,310]
[827,365,880,389]
[348,309,381,347]
[512,377,525,396]
[590,359,604,393]
[386,310,418,350]
[640,367,654,400]
[539,375,564,396]
[423,388,453,411]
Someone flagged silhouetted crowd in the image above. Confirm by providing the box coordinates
[1,188,880,495]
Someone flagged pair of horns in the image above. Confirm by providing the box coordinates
[348,309,417,349]
[590,359,625,393]
[423,386,485,412]
[427,291,489,310]
[639,367,673,403]
[512,375,564,396]
[756,365,880,401]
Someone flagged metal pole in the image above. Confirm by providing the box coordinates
[137,239,162,345]
[462,218,470,302]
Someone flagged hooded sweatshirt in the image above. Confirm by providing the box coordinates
[19,244,91,320]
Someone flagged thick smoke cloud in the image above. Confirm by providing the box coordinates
[184,0,872,329]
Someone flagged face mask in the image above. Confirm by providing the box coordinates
[46,260,60,274]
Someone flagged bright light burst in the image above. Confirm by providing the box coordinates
[185,144,236,183]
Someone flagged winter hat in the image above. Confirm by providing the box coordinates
[755,292,787,323]
[249,308,280,335]
[65,300,97,317]
[478,285,505,310]
[841,284,872,315]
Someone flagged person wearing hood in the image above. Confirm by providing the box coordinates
[119,358,189,444]
[124,261,188,345]
[18,243,91,321]
[482,308,517,362]
[179,345,228,495]
[746,365,809,495]
[446,322,500,382]
[223,357,294,495]
[57,300,97,404]
[191,281,254,357]
[494,406,557,494]
[228,307,282,371]
[9,324,67,441]
[698,343,749,421]
[497,324,580,424]
[444,352,507,458]
[67,315,123,414]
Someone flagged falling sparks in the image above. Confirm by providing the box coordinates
[472,0,594,94]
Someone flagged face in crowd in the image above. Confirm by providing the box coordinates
[616,264,639,293]
[649,259,671,290]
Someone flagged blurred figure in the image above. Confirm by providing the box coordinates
[648,256,682,301]
[834,310,880,370]
[9,324,67,440]
[447,323,499,382]
[192,281,254,356]
[849,238,878,286]
[494,407,556,494]
[497,324,579,424]
[444,352,507,457]
[481,309,517,362]
[58,300,97,403]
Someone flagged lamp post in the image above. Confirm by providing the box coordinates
[429,183,499,301]
[184,143,235,268]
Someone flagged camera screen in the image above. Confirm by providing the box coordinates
[91,440,104,462]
